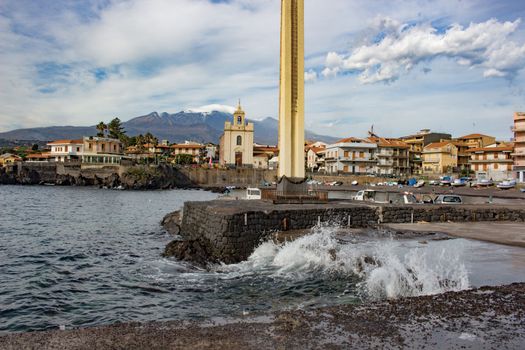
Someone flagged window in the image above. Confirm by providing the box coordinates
[494,163,499,170]
[237,116,242,124]
[237,135,242,146]
[102,144,105,151]
[113,145,116,152]
[76,147,80,152]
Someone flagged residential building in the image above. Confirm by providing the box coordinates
[144,143,171,156]
[171,142,206,163]
[25,153,52,162]
[306,146,326,172]
[456,133,496,149]
[400,130,452,175]
[47,139,84,162]
[324,138,377,174]
[81,137,124,165]
[513,112,525,182]
[450,141,471,174]
[0,153,22,167]
[422,141,458,175]
[253,145,278,169]
[366,137,410,176]
[219,102,254,167]
[468,144,514,181]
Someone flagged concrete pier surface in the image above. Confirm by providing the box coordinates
[1,283,524,350]
[384,222,525,248]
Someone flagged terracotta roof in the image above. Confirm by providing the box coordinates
[47,139,84,145]
[424,141,455,149]
[254,146,278,152]
[308,147,326,154]
[457,133,493,139]
[336,137,366,144]
[171,144,204,149]
[0,153,22,159]
[26,153,51,159]
[366,137,409,148]
[468,146,514,153]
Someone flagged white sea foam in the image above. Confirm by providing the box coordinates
[218,226,470,299]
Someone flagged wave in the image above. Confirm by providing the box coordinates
[217,226,470,299]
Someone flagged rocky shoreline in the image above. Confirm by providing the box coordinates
[0,165,228,191]
[1,283,523,349]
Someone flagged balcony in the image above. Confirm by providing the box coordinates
[469,159,513,163]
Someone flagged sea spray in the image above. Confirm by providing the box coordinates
[216,225,470,299]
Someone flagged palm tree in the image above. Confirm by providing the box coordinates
[96,122,107,137]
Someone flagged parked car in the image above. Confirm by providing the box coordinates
[434,194,463,204]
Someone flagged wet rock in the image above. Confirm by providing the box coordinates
[163,239,213,266]
[162,211,182,235]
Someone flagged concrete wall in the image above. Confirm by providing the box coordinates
[179,168,278,187]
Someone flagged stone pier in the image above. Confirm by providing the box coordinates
[163,201,525,264]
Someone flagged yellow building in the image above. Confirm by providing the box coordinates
[219,103,254,167]
[171,142,205,163]
[81,137,123,166]
[422,142,458,175]
[0,153,22,167]
[400,129,451,175]
[456,133,496,149]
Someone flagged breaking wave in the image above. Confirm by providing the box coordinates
[218,226,470,299]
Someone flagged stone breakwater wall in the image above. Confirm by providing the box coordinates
[178,168,277,187]
[163,201,525,264]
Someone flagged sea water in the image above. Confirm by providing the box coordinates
[1,185,524,333]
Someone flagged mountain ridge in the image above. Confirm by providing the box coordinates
[0,111,339,145]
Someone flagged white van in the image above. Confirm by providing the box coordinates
[246,188,262,200]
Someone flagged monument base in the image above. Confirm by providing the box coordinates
[267,176,327,204]
[276,175,308,193]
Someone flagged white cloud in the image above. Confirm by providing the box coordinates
[323,17,525,83]
[305,70,318,82]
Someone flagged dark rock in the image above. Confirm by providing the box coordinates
[163,239,213,266]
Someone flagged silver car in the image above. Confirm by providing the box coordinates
[434,195,463,204]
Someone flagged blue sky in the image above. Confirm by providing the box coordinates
[1,0,524,140]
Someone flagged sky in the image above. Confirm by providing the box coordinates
[1,0,525,140]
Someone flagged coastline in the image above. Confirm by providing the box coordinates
[2,283,523,349]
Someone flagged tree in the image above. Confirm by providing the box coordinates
[96,122,107,137]
[136,134,146,153]
[175,154,194,165]
[108,118,126,140]
[144,132,158,146]
[31,144,39,151]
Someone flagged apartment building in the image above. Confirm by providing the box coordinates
[422,141,458,175]
[513,112,525,182]
[456,133,496,149]
[366,137,410,176]
[469,144,514,181]
[171,142,206,163]
[324,138,377,174]
[400,130,452,175]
